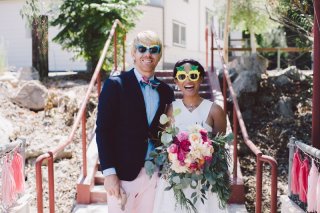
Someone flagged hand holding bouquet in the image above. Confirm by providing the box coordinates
[145,109,232,213]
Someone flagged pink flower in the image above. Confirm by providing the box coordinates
[167,144,178,153]
[177,131,189,141]
[177,150,187,162]
[180,140,191,152]
[189,162,198,170]
[200,129,208,142]
[179,161,186,166]
[173,136,180,144]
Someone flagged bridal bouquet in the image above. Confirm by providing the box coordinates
[145,109,232,213]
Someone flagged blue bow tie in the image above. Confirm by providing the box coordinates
[140,76,160,89]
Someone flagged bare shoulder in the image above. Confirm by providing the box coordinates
[209,102,225,117]
[208,102,226,134]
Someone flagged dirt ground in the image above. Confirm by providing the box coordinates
[237,71,312,212]
[0,70,313,212]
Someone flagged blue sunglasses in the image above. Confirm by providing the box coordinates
[136,44,161,54]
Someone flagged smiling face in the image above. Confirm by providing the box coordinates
[174,63,203,97]
[132,42,161,77]
[131,31,162,77]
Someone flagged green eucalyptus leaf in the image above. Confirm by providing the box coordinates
[144,161,155,177]
[161,132,173,145]
[159,114,169,125]
[172,176,181,184]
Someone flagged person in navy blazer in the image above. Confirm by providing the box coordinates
[96,30,174,213]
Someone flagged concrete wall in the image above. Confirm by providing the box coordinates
[125,5,164,70]
[0,0,86,71]
[163,0,215,69]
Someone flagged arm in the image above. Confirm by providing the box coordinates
[209,103,227,135]
[96,78,121,197]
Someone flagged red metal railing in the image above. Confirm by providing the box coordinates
[35,19,126,213]
[205,26,278,213]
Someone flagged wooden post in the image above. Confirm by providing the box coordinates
[223,0,231,63]
[312,0,320,149]
[32,15,48,81]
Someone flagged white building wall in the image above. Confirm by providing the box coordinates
[125,5,164,70]
[0,0,32,69]
[0,0,86,71]
[163,0,215,69]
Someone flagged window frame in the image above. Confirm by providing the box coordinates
[172,21,186,48]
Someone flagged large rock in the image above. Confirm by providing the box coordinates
[227,53,268,76]
[276,96,294,118]
[233,71,259,97]
[17,67,39,81]
[10,80,48,111]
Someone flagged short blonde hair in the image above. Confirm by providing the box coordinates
[131,30,163,57]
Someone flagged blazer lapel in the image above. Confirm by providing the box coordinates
[149,80,166,129]
[126,70,149,128]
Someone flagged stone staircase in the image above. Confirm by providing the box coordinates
[73,70,246,212]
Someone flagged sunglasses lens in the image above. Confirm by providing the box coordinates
[149,46,160,54]
[177,74,186,81]
[137,46,147,53]
[189,73,199,80]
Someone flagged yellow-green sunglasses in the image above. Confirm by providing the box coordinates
[175,70,200,82]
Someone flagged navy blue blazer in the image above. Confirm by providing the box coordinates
[96,69,174,181]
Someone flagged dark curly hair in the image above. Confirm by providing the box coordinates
[173,59,205,79]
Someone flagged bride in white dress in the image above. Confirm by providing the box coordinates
[153,59,227,213]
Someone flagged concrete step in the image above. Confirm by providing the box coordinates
[226,204,248,212]
[72,203,109,213]
[280,195,304,213]
[72,203,246,212]
[90,185,107,203]
[94,170,104,185]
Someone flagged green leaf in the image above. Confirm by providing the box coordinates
[172,176,181,184]
[161,132,172,145]
[144,161,155,177]
[191,192,197,198]
[159,114,169,125]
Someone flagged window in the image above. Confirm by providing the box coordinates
[206,8,214,26]
[173,21,186,47]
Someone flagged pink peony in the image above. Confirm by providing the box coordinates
[168,144,178,153]
[177,150,187,162]
[173,136,180,144]
[199,129,208,142]
[180,140,191,152]
[177,131,189,141]
[189,162,198,170]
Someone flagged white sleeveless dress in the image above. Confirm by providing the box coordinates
[152,99,227,213]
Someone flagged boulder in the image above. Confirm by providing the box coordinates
[17,67,39,81]
[233,71,259,97]
[227,53,268,77]
[10,80,48,111]
[276,96,294,118]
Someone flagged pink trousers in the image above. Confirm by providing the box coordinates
[107,168,158,213]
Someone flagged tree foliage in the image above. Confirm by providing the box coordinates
[266,0,313,46]
[231,0,278,35]
[51,0,145,71]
